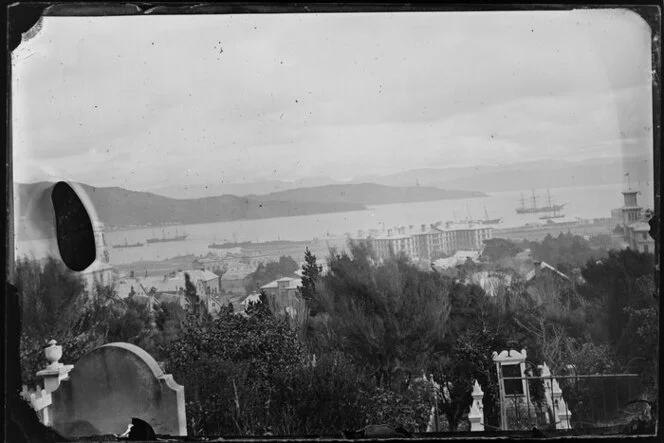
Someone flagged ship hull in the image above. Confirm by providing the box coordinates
[145,236,188,244]
[516,204,566,214]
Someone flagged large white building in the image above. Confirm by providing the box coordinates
[356,222,493,261]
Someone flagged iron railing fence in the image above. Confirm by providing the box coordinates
[500,374,647,431]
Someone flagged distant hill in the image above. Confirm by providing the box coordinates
[14,182,365,234]
[353,155,653,192]
[15,182,484,235]
[251,183,486,205]
[147,176,341,199]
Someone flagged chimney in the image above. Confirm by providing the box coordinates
[421,224,426,232]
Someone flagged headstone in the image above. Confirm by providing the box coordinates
[468,380,485,431]
[49,342,186,438]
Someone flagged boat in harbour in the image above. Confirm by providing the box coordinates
[113,238,144,248]
[145,228,188,244]
[458,205,502,225]
[479,206,502,225]
[516,189,567,215]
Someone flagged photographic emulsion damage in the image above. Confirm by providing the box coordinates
[5,4,660,442]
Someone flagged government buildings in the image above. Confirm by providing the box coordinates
[353,222,493,261]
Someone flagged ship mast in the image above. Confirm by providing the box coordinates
[531,189,539,210]
[520,193,526,209]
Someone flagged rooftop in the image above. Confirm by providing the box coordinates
[261,276,302,290]
[629,221,651,232]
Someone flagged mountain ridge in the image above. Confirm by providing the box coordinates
[15,182,484,233]
[143,155,651,199]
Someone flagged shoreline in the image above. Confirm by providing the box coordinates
[102,196,489,233]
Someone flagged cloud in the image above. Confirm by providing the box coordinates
[11,10,654,190]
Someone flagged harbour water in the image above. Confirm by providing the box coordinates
[16,182,654,266]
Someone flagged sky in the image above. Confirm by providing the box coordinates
[12,9,655,192]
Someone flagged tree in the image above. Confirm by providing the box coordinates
[580,248,654,344]
[243,256,299,295]
[301,247,322,315]
[184,272,210,326]
[16,257,87,343]
[433,308,509,431]
[315,241,451,391]
[163,302,304,436]
[482,238,522,262]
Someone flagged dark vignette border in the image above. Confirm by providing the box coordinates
[4,2,662,442]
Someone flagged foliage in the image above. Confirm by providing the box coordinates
[580,249,654,344]
[243,256,299,295]
[184,272,210,326]
[434,309,508,431]
[16,257,87,344]
[301,247,322,315]
[315,240,451,390]
[588,233,614,250]
[525,232,608,271]
[269,352,375,435]
[16,257,181,385]
[482,238,523,262]
[163,305,305,436]
[364,381,432,433]
[14,232,659,437]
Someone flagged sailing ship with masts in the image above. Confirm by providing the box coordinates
[480,206,502,225]
[456,204,502,225]
[145,227,188,244]
[516,189,566,215]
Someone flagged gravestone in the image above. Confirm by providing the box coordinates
[49,342,186,438]
[493,349,537,430]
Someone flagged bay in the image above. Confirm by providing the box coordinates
[16,182,654,266]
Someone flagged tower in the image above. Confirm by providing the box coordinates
[621,190,642,236]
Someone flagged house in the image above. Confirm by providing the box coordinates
[433,250,481,270]
[124,270,224,316]
[525,261,570,282]
[524,261,572,304]
[470,271,513,297]
[116,279,149,300]
[260,277,304,318]
[626,221,654,254]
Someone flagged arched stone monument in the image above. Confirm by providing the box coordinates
[49,342,186,438]
[492,349,537,430]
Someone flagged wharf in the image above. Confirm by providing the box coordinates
[494,220,613,242]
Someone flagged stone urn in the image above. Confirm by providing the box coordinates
[44,339,63,369]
